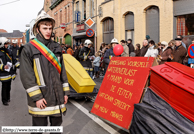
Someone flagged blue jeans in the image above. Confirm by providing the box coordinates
[87,70,93,78]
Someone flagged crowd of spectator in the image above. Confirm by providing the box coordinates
[60,35,193,79]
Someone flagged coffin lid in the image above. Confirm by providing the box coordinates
[165,62,194,79]
[150,62,194,95]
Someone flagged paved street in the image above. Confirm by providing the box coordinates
[0,70,129,134]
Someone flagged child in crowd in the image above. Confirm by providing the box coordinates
[92,52,101,79]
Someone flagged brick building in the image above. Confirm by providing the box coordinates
[44,0,74,46]
[0,29,7,33]
[72,0,97,50]
[0,30,25,47]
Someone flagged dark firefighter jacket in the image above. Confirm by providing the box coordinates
[9,45,20,68]
[79,46,93,71]
[103,48,115,65]
[20,34,70,117]
[103,48,115,71]
[0,47,16,81]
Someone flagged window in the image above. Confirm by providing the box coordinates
[66,7,68,23]
[125,12,134,43]
[20,39,22,43]
[82,0,86,20]
[103,18,114,44]
[146,6,159,43]
[64,7,67,23]
[177,14,194,36]
[60,9,62,24]
[54,12,58,27]
[60,37,62,44]
[68,6,70,23]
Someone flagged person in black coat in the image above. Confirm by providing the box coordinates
[9,40,20,74]
[79,39,94,78]
[0,37,16,106]
[140,39,149,56]
[103,38,118,73]
[127,39,135,55]
[73,45,80,61]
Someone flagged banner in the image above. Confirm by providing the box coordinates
[91,57,154,129]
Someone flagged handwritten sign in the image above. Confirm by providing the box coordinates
[91,57,154,129]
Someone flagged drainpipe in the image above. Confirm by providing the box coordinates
[72,0,74,46]
[95,0,97,52]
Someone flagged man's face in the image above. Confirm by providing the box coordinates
[143,40,148,46]
[177,36,181,39]
[4,44,8,48]
[112,43,117,48]
[149,43,152,47]
[127,40,131,44]
[38,24,52,40]
[192,40,194,44]
[161,45,165,49]
[120,42,124,46]
[175,41,181,46]
[13,43,17,47]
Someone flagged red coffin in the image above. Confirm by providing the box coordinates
[150,62,194,122]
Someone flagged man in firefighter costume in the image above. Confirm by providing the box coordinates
[0,37,16,106]
[10,40,20,74]
[79,39,94,78]
[20,10,70,130]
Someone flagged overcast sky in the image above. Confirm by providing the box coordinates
[0,0,44,33]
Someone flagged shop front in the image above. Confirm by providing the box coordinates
[173,0,194,38]
[72,23,95,46]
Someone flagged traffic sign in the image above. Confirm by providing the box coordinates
[86,29,94,37]
[85,17,95,28]
[188,44,194,58]
[60,23,66,29]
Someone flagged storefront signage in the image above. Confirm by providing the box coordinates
[91,57,154,129]
[76,24,85,32]
[75,11,81,23]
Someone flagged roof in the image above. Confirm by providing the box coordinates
[0,29,7,33]
[0,30,24,38]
